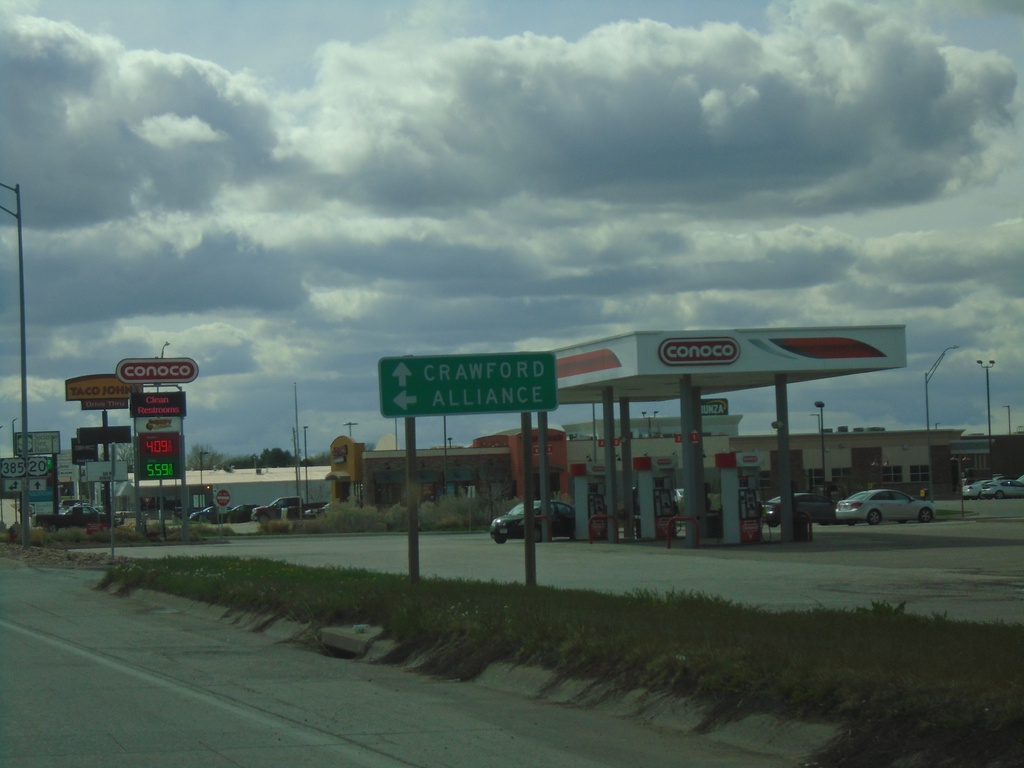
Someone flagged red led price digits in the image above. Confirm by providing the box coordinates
[138,433,181,479]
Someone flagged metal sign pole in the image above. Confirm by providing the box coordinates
[404,417,419,584]
[522,411,535,586]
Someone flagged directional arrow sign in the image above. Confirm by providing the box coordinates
[378,352,558,418]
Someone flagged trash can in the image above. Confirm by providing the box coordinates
[793,515,812,542]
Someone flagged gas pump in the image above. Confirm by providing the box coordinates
[633,456,679,538]
[715,451,765,544]
[569,462,606,539]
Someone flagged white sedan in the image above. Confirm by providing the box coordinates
[835,489,935,525]
[962,481,989,499]
[981,479,1024,499]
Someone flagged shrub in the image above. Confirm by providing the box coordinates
[297,504,388,534]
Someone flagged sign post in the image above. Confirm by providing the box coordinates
[378,352,558,585]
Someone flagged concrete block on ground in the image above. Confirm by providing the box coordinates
[320,624,383,657]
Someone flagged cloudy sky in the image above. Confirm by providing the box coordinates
[1,0,1022,460]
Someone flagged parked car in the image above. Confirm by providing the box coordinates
[224,503,258,523]
[835,489,934,525]
[33,504,106,532]
[962,480,990,499]
[981,479,1024,499]
[188,506,220,523]
[490,501,575,544]
[764,492,837,528]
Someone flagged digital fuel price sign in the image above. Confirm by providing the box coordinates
[138,432,182,480]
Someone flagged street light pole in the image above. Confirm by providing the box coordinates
[925,345,958,501]
[1004,406,1011,436]
[814,401,826,494]
[302,425,309,502]
[1,182,30,549]
[977,360,995,453]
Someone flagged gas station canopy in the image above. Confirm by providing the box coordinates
[553,326,907,403]
[550,325,907,545]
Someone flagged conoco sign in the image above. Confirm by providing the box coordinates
[115,357,199,384]
[658,337,739,366]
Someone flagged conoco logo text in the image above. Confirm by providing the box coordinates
[115,358,199,384]
[658,338,739,366]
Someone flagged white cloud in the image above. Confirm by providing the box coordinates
[132,113,226,148]
[1,0,1022,455]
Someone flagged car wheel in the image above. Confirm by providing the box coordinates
[492,534,507,544]
[918,508,934,523]
[866,509,882,526]
[995,491,1005,499]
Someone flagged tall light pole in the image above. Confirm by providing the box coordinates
[302,425,309,502]
[1004,406,1012,436]
[925,345,958,501]
[1,182,30,549]
[977,360,995,453]
[814,401,826,494]
[345,421,357,438]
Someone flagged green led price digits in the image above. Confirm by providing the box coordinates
[143,461,176,479]
[137,432,182,480]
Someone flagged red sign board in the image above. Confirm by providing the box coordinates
[215,489,231,507]
[116,358,198,384]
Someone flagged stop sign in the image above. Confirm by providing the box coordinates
[215,488,231,507]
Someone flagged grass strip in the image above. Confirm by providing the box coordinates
[99,556,1024,730]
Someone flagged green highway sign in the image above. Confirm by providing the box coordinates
[378,352,558,418]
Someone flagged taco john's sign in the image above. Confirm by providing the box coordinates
[65,374,134,411]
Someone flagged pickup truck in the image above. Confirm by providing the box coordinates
[33,504,111,532]
[250,497,327,523]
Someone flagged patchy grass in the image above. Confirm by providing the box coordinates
[99,556,1024,767]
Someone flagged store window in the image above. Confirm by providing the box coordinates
[882,465,904,484]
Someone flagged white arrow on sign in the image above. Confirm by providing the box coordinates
[392,362,412,388]
[393,391,418,411]
[4,479,21,492]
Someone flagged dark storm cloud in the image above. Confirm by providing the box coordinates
[24,233,307,327]
[1,14,279,228]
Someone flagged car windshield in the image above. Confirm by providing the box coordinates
[503,502,545,519]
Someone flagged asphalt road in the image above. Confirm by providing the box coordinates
[0,560,820,767]
[112,501,1024,624]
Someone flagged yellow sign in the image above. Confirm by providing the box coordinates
[65,374,133,410]
[330,435,364,482]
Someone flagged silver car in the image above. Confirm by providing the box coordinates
[962,480,990,499]
[980,479,1024,499]
[835,489,935,525]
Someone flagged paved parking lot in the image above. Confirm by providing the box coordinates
[113,501,1024,624]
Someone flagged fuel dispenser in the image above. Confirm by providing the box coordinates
[715,451,765,544]
[633,456,679,538]
[569,462,607,539]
